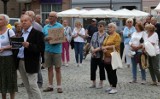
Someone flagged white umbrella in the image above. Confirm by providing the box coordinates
[154,2,160,11]
[57,8,80,17]
[107,9,135,18]
[80,8,113,18]
[131,9,149,18]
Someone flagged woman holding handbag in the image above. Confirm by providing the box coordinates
[102,22,121,94]
[144,24,160,85]
[129,22,146,84]
[89,20,106,89]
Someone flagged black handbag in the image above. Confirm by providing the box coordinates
[7,29,19,69]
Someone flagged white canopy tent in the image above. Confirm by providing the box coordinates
[57,8,149,19]
[154,2,160,11]
[57,8,81,17]
[107,9,135,18]
[79,8,114,18]
[131,9,149,18]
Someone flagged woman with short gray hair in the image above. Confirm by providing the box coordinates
[102,22,121,94]
[123,18,136,68]
[90,20,106,88]
[0,14,17,99]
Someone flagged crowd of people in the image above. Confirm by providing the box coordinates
[0,10,160,99]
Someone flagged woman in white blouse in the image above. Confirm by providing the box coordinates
[144,24,160,85]
[0,14,17,99]
[129,22,146,84]
[72,20,86,66]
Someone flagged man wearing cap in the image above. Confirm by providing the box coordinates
[84,19,98,59]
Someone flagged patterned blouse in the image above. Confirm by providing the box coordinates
[102,32,121,57]
[90,32,107,58]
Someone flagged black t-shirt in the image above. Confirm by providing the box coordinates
[86,25,98,38]
[155,23,160,41]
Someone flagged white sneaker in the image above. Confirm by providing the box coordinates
[77,64,79,67]
[141,80,146,85]
[79,63,82,66]
[108,89,117,94]
[105,87,112,92]
[62,63,65,66]
[65,63,69,67]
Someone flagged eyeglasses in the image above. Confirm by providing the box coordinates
[98,25,103,28]
[128,21,132,23]
[108,26,113,28]
[49,16,56,18]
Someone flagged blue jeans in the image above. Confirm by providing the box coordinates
[131,52,146,81]
[74,42,84,63]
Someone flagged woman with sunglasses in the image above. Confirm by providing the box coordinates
[90,20,106,89]
[123,18,136,68]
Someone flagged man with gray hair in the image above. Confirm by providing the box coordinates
[17,14,44,99]
[25,10,44,88]
[150,17,160,43]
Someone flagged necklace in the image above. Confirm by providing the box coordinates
[0,35,5,39]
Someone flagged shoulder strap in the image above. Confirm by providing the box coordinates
[7,29,12,45]
[96,32,100,47]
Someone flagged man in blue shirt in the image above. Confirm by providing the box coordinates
[43,11,63,93]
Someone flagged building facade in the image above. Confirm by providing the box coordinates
[0,0,25,18]
[72,0,142,10]
[0,0,71,23]
[143,0,159,15]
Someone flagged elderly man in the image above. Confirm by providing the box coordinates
[35,14,42,26]
[150,17,160,43]
[25,10,44,88]
[17,14,44,99]
[43,11,63,93]
[84,19,98,59]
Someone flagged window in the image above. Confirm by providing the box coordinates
[41,3,62,24]
[25,3,31,11]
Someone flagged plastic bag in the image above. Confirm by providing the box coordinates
[144,41,156,56]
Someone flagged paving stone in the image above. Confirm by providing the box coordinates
[14,49,160,99]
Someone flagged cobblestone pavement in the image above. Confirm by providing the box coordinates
[14,50,160,99]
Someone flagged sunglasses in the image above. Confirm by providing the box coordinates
[128,21,132,23]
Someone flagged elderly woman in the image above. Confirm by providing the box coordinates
[129,22,146,84]
[90,20,106,88]
[62,20,72,66]
[14,22,22,37]
[123,18,136,68]
[144,24,160,85]
[72,20,85,66]
[0,14,17,99]
[102,23,121,94]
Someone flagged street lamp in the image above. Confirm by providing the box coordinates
[1,0,9,14]
[110,0,112,10]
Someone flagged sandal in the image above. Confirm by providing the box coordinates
[43,87,53,92]
[57,88,63,93]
